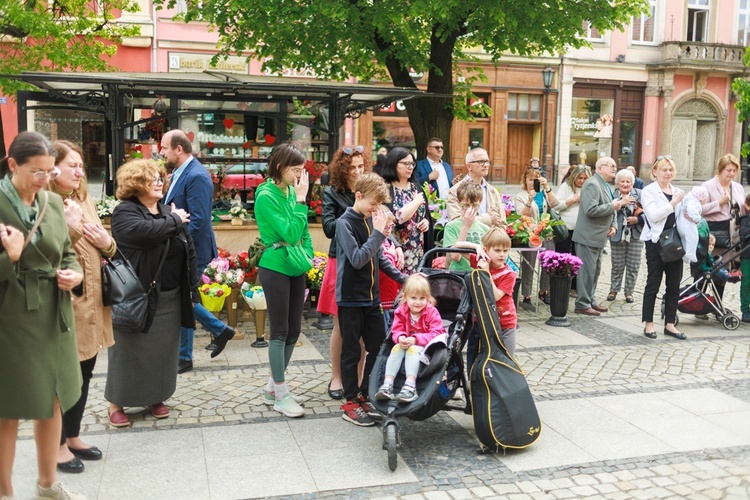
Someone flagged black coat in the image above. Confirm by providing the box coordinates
[111,199,198,331]
[321,186,355,258]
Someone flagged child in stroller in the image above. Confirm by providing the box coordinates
[375,274,446,403]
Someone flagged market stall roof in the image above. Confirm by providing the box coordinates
[9,71,432,115]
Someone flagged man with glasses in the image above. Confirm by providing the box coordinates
[572,156,633,316]
[415,137,454,199]
[161,129,235,374]
[446,148,506,227]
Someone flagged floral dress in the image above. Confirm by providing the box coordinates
[391,182,427,274]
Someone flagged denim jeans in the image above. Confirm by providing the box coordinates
[179,302,227,361]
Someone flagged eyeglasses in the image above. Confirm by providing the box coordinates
[342,145,364,155]
[32,168,60,181]
[153,177,164,185]
[398,161,416,168]
[429,145,444,150]
[469,160,490,166]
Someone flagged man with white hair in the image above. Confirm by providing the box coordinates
[573,157,634,316]
[446,148,505,227]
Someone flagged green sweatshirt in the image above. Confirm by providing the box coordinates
[253,178,313,277]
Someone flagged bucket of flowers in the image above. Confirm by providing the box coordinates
[538,250,583,327]
[241,282,268,347]
[506,213,564,247]
[199,283,232,312]
[229,250,257,284]
[201,257,245,312]
[228,199,250,225]
[306,252,327,315]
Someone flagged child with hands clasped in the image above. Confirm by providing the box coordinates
[375,274,445,403]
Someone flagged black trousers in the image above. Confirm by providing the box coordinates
[338,304,386,402]
[555,229,577,289]
[60,355,97,445]
[642,241,683,324]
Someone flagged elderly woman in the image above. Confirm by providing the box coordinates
[702,154,745,299]
[318,146,367,400]
[514,167,559,304]
[0,132,86,500]
[105,159,195,428]
[554,165,590,294]
[254,143,313,418]
[607,168,644,303]
[640,156,685,340]
[48,141,116,473]
[380,147,429,274]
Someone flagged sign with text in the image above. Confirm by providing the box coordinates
[168,52,249,74]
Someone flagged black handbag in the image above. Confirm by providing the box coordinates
[544,192,569,242]
[657,226,685,262]
[707,219,731,249]
[102,242,170,334]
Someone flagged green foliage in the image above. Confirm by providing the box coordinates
[0,0,141,94]
[732,47,750,158]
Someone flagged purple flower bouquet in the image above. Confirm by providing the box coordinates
[538,250,583,277]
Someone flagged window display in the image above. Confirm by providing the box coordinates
[568,98,614,167]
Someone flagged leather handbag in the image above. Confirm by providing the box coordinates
[707,219,731,249]
[544,192,569,242]
[657,226,685,263]
[103,241,170,334]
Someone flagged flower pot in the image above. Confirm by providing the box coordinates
[231,217,244,226]
[304,288,321,319]
[315,216,322,224]
[546,275,572,327]
[225,287,240,328]
[101,216,111,226]
[251,309,268,348]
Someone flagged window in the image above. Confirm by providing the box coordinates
[739,0,750,46]
[508,94,541,120]
[687,0,709,42]
[632,0,656,43]
[582,20,603,41]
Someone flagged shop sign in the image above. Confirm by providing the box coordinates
[0,98,6,104]
[374,100,408,117]
[168,52,249,74]
[263,67,318,79]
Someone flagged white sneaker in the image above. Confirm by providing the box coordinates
[272,393,305,418]
[261,388,305,406]
[36,481,87,500]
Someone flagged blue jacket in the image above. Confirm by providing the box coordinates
[164,156,217,269]
[415,158,454,194]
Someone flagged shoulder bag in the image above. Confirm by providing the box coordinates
[544,192,569,242]
[644,191,685,262]
[103,240,170,334]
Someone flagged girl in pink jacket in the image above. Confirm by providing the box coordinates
[375,274,445,403]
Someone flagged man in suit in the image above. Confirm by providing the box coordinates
[446,148,506,227]
[572,157,634,316]
[161,129,235,374]
[415,137,454,198]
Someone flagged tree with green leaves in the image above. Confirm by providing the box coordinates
[0,0,140,153]
[732,48,750,159]
[160,0,647,158]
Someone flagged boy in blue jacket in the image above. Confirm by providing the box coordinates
[336,173,407,426]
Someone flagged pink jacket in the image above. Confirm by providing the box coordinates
[390,302,445,346]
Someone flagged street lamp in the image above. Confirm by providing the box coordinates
[541,65,555,181]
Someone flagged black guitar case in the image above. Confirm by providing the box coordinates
[467,268,542,451]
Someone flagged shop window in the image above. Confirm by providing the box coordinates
[687,0,709,42]
[739,0,750,46]
[631,0,656,43]
[568,97,615,167]
[508,94,541,120]
[618,120,637,167]
[372,120,415,151]
[582,20,603,41]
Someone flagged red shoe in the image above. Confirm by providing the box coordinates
[148,402,170,419]
[108,408,131,428]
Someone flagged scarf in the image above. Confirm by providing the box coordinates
[0,175,40,238]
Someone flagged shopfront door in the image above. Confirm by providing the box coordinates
[671,117,716,181]
[506,124,534,184]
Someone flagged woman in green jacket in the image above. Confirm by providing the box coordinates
[0,132,86,500]
[254,143,313,418]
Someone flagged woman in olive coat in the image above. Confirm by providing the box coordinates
[0,131,86,500]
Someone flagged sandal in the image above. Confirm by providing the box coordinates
[625,294,634,303]
[606,292,617,301]
[664,328,686,340]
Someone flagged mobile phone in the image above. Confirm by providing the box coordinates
[533,179,541,192]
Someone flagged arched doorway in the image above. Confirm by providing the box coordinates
[670,98,719,181]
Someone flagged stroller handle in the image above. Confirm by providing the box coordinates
[419,247,478,269]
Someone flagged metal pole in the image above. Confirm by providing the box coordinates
[542,88,550,181]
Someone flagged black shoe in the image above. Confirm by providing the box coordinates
[210,327,235,358]
[663,328,686,340]
[57,457,84,474]
[643,329,657,339]
[68,445,102,461]
[178,359,193,374]
[327,381,343,400]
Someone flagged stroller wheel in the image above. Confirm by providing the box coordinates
[385,423,398,471]
[722,313,740,331]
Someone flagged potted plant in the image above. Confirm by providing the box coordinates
[95,196,120,225]
[538,250,583,327]
[228,199,249,225]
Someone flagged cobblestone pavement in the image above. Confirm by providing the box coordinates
[15,221,750,499]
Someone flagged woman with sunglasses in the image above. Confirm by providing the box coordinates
[380,147,429,274]
[318,145,368,400]
[0,132,87,500]
[640,155,685,340]
[701,154,745,301]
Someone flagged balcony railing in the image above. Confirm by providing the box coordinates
[659,42,746,71]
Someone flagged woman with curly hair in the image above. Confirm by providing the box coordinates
[318,146,368,399]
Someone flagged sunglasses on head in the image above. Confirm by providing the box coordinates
[342,145,364,155]
[655,155,673,162]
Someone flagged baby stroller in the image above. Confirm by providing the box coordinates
[661,238,744,330]
[368,248,475,471]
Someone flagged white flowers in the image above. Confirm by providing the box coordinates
[96,197,120,218]
[228,200,249,220]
